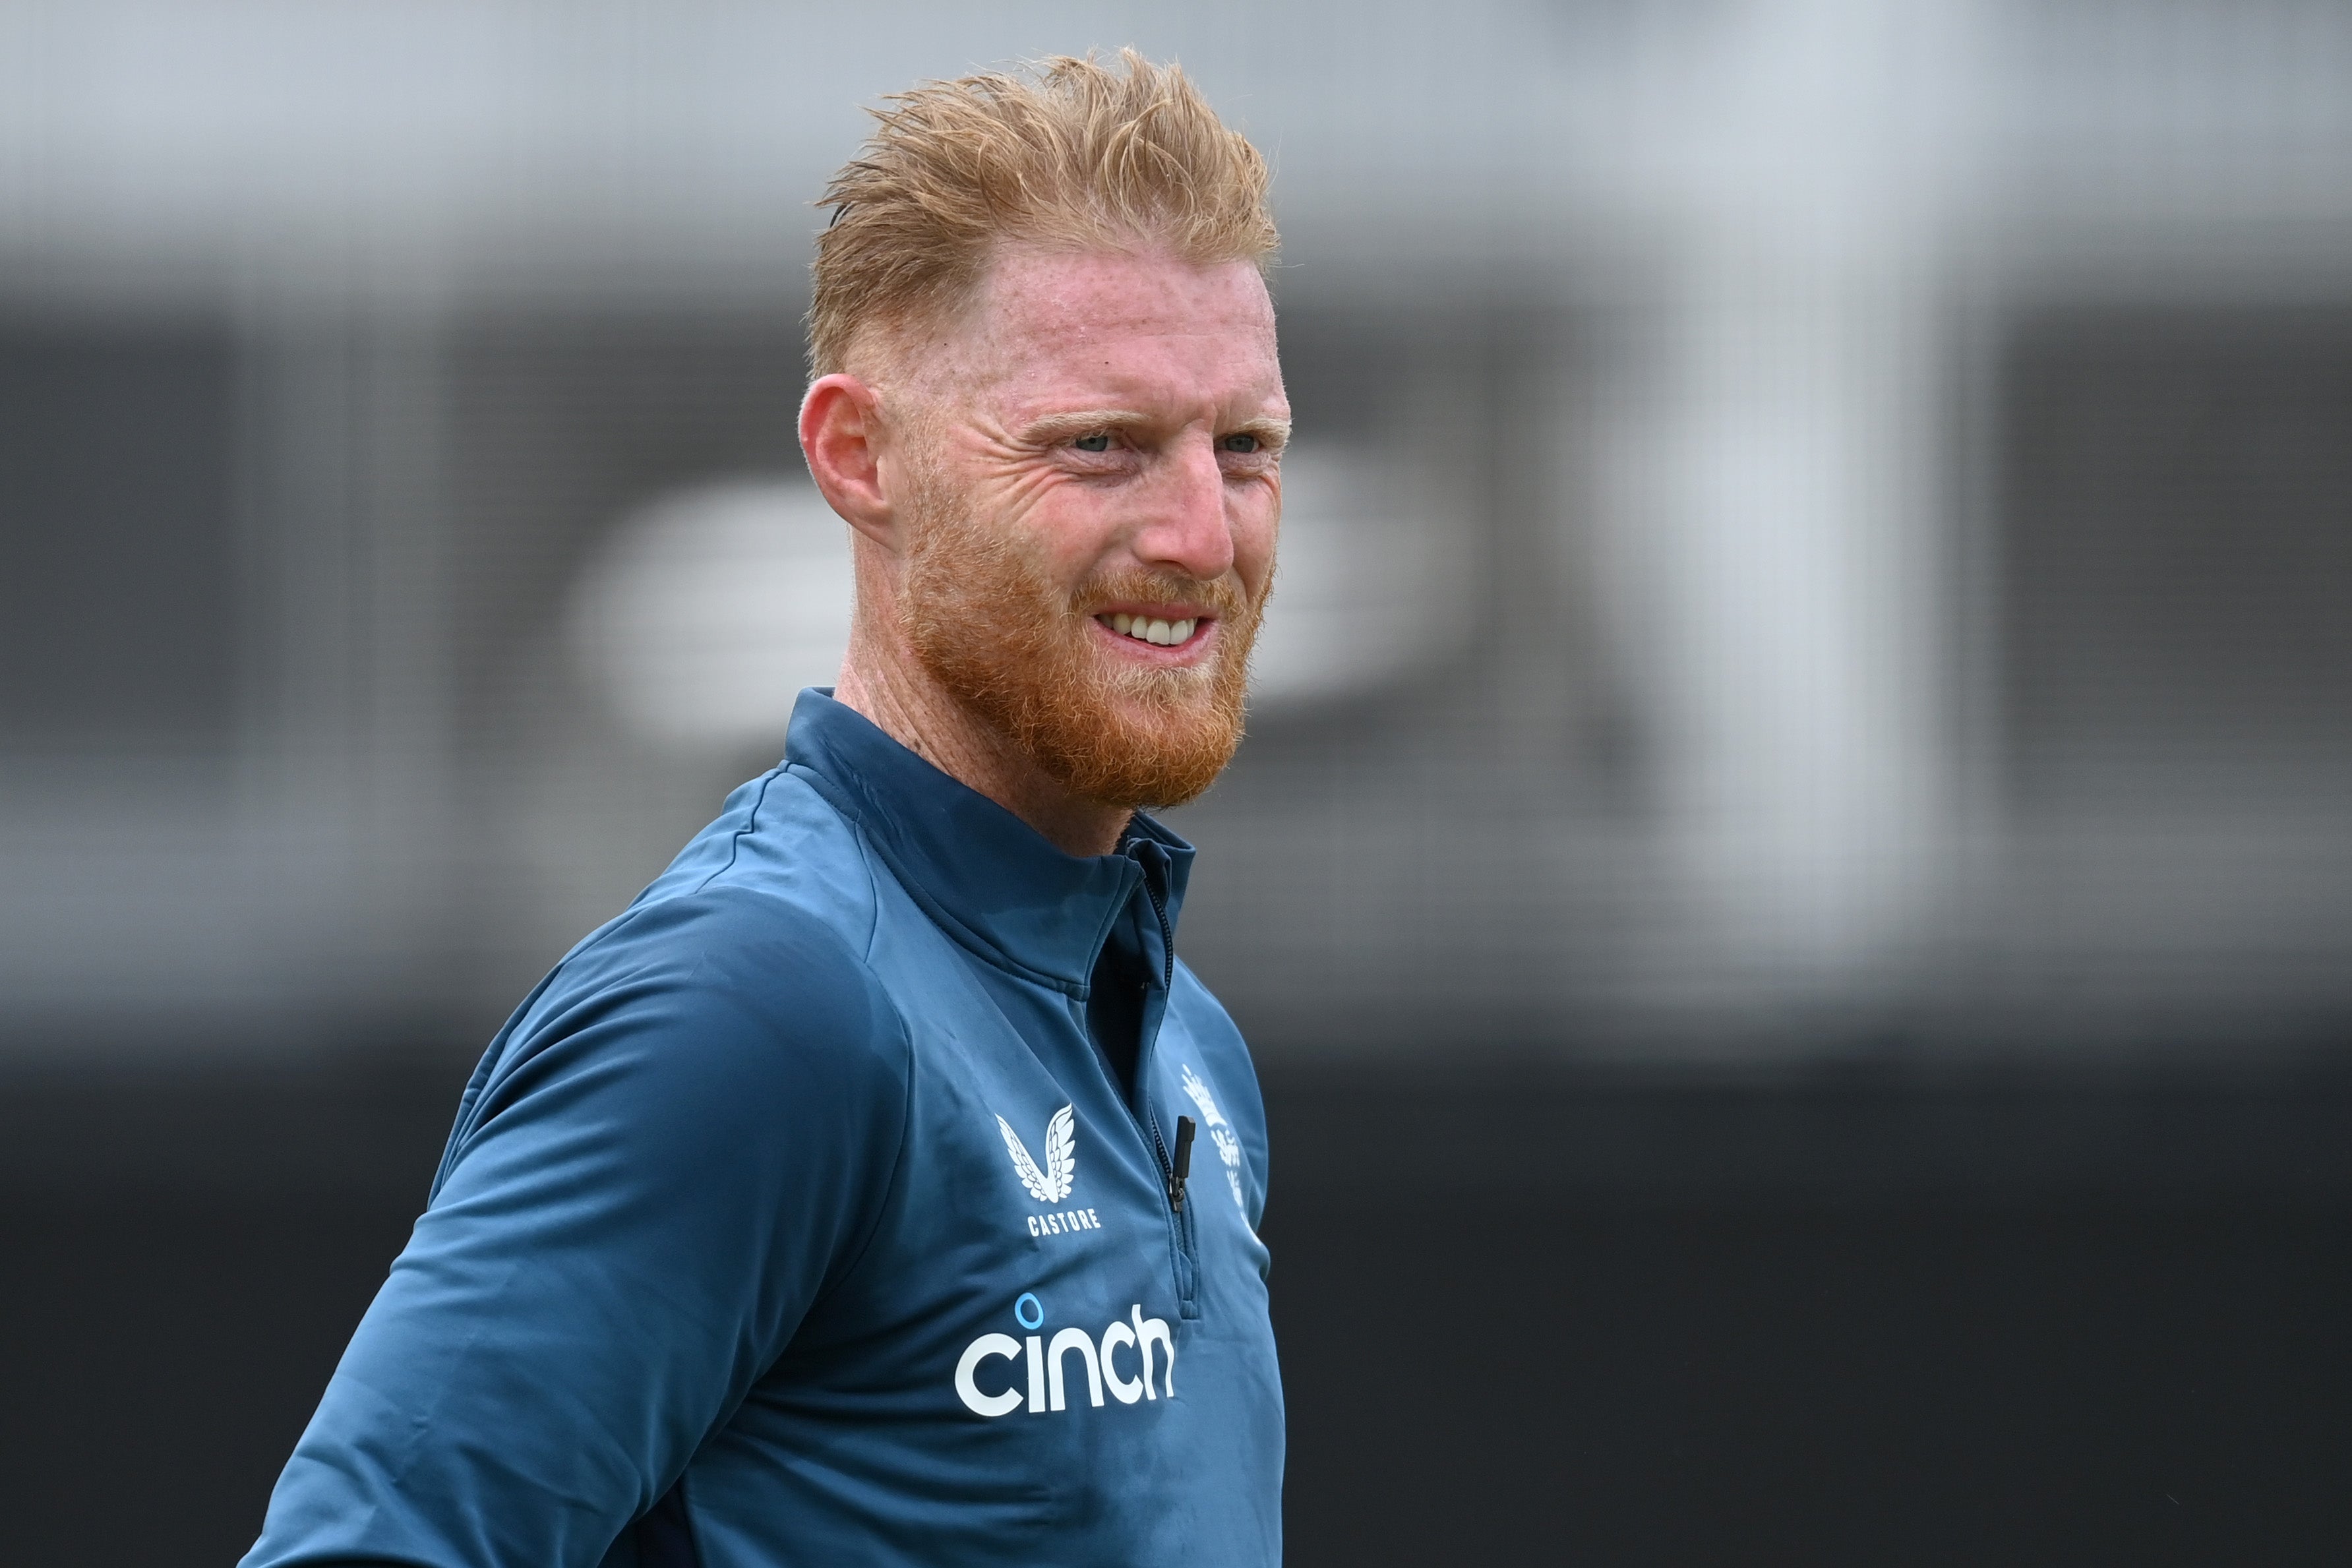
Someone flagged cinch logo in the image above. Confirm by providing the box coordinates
[954,1291,1175,1418]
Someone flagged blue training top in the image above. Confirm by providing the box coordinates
[244,689,1282,1568]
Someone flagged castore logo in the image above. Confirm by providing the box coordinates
[998,1104,1076,1204]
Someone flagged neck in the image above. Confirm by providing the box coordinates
[833,640,1134,859]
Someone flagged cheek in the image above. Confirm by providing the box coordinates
[1022,485,1136,580]
[1233,494,1280,593]
[957,461,1106,567]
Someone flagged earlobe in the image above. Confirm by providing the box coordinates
[800,373,896,547]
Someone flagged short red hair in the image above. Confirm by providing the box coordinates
[808,50,1278,378]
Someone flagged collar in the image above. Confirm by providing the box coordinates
[781,688,1194,995]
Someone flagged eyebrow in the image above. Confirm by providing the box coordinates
[1021,410,1147,446]
[1227,415,1294,448]
[1019,409,1294,448]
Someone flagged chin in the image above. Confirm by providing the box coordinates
[1031,690,1246,813]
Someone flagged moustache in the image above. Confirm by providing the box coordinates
[1069,567,1255,623]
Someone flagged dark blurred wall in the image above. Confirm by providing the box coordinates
[6,1054,2352,1566]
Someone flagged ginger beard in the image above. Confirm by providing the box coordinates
[898,477,1269,813]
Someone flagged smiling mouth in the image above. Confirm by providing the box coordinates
[1097,611,1201,648]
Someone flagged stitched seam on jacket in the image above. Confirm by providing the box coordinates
[691,769,781,895]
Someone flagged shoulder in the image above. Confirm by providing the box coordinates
[552,884,898,1046]
[634,766,886,953]
[444,884,913,1184]
[518,757,900,1081]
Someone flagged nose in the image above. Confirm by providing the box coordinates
[1128,438,1236,584]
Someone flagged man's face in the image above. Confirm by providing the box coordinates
[891,245,1288,813]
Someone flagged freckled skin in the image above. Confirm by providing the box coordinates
[938,249,1287,620]
[800,246,1291,855]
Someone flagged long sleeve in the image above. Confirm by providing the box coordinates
[243,890,911,1568]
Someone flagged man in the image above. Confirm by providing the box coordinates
[243,51,1288,1568]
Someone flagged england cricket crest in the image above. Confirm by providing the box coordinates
[1178,1064,1250,1214]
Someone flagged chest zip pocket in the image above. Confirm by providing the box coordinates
[1153,1112,1201,1320]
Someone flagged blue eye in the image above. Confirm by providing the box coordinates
[1221,433,1261,454]
[1073,433,1112,453]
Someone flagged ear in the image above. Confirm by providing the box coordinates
[800,373,897,549]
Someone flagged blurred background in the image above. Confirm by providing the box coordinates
[5,1,2352,1561]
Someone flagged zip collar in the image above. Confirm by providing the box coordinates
[780,688,1194,995]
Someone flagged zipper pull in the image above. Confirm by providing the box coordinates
[1170,1114,1195,1211]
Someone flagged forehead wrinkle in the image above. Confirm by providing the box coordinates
[976,251,1274,353]
[890,251,1285,441]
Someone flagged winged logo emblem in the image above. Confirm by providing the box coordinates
[997,1104,1077,1204]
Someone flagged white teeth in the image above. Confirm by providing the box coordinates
[1101,613,1199,646]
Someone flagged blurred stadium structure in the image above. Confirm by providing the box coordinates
[9,0,2352,1063]
[9,5,2352,1564]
